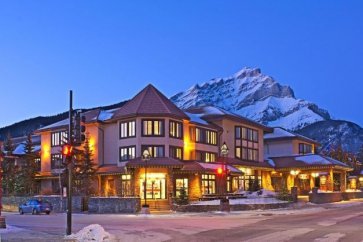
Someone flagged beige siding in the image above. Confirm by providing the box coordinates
[103,123,119,165]
[264,140,294,157]
[40,131,51,172]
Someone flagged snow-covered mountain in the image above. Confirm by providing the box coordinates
[297,120,363,153]
[171,67,331,130]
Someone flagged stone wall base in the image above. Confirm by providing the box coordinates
[309,191,363,204]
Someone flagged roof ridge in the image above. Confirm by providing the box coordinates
[152,86,174,114]
[134,85,149,114]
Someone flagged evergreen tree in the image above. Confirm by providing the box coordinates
[14,134,39,195]
[176,187,188,205]
[73,134,97,196]
[2,133,16,196]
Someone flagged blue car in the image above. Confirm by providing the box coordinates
[19,199,53,215]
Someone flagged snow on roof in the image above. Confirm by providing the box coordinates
[264,127,318,144]
[199,162,242,173]
[97,110,115,121]
[13,143,41,155]
[266,158,275,167]
[294,154,348,167]
[185,112,209,125]
[37,118,69,131]
[264,127,295,139]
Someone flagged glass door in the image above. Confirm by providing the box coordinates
[140,173,166,200]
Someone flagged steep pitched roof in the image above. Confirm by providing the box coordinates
[264,127,320,146]
[113,84,189,120]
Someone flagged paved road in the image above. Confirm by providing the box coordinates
[0,200,362,242]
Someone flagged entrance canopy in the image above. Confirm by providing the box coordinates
[126,157,184,168]
[180,161,243,175]
[267,154,352,171]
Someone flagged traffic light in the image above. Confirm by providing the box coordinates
[217,167,223,175]
[62,144,73,157]
[73,111,86,146]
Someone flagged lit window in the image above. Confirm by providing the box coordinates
[51,131,68,147]
[119,120,136,138]
[235,126,259,161]
[201,174,216,194]
[170,121,183,139]
[142,120,164,136]
[170,146,183,160]
[119,146,136,161]
[142,145,165,158]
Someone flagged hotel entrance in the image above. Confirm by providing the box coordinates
[140,173,166,200]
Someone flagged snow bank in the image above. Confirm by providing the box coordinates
[65,224,113,242]
[193,197,288,206]
[235,189,277,198]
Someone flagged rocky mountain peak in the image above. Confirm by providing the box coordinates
[171,67,330,130]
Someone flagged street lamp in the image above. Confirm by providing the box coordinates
[220,142,229,194]
[142,149,150,208]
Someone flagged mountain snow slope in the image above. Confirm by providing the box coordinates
[297,120,363,153]
[171,67,330,130]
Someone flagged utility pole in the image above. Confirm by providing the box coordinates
[66,90,73,235]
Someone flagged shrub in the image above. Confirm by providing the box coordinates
[276,188,293,202]
[176,187,189,205]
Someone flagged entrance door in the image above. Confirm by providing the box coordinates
[140,173,166,200]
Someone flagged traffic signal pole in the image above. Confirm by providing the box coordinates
[66,90,73,235]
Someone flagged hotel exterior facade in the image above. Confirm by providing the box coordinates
[34,84,352,206]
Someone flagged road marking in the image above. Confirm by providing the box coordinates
[317,213,363,227]
[314,233,346,242]
[244,228,314,242]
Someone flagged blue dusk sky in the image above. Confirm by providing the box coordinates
[0,1,362,128]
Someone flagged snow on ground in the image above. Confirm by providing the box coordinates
[65,224,114,242]
[234,189,277,198]
[193,197,287,206]
[0,225,25,234]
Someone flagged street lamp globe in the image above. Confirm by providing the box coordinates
[221,142,229,156]
[142,149,150,161]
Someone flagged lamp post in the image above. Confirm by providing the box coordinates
[220,142,229,195]
[290,170,300,187]
[311,172,319,188]
[142,149,150,209]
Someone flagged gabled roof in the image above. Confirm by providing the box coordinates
[113,84,189,120]
[267,154,352,171]
[264,127,320,146]
[185,106,272,132]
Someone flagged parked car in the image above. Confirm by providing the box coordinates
[19,199,53,215]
